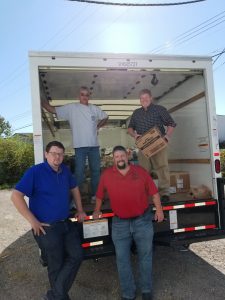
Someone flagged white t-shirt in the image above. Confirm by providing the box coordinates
[56,103,108,148]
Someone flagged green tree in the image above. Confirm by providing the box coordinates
[0,115,12,137]
[220,149,225,177]
[0,137,34,187]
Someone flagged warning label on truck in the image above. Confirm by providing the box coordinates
[83,219,109,239]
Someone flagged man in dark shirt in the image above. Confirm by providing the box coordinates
[128,89,176,202]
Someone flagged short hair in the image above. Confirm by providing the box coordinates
[80,86,90,94]
[112,145,127,155]
[45,141,65,153]
[139,89,152,97]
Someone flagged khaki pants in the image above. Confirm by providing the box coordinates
[138,147,170,196]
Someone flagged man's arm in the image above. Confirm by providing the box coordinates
[71,187,86,222]
[97,117,108,130]
[11,189,49,235]
[164,126,175,141]
[127,127,141,140]
[41,98,56,114]
[151,193,164,222]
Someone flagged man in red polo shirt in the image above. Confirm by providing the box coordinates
[93,145,164,300]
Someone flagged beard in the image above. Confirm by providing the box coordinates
[117,160,126,170]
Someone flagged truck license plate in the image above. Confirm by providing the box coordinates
[83,218,109,239]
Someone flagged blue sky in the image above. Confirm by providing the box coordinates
[1,0,225,133]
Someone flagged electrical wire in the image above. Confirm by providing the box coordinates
[49,4,105,50]
[67,0,205,6]
[0,2,92,88]
[8,110,31,122]
[149,11,225,53]
[212,48,225,64]
[77,4,131,51]
[11,124,33,133]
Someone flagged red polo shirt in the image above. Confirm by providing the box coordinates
[96,164,158,218]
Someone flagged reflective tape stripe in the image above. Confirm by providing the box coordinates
[71,201,217,222]
[174,224,216,233]
[82,241,104,248]
[70,212,115,222]
[152,200,217,211]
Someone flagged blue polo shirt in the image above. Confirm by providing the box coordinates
[15,161,77,223]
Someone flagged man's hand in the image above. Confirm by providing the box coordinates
[154,209,164,223]
[75,210,87,222]
[134,132,141,140]
[164,135,170,143]
[30,219,50,236]
[93,210,102,219]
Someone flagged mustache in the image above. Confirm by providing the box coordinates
[117,160,125,163]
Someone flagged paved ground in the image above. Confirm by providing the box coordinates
[1,190,225,300]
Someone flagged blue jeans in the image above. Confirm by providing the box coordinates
[34,220,83,300]
[75,147,100,196]
[112,208,154,299]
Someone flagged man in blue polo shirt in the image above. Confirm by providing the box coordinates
[11,140,86,300]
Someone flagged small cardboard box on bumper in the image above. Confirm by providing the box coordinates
[135,127,167,158]
[170,171,190,193]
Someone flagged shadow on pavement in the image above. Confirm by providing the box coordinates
[1,232,225,300]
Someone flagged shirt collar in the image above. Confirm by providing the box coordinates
[44,161,62,173]
[141,103,153,112]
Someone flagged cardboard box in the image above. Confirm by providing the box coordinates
[170,171,190,193]
[135,127,167,158]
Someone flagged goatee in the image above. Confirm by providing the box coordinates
[117,161,126,170]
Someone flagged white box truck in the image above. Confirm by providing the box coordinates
[29,51,225,258]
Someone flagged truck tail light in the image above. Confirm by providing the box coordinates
[215,159,221,173]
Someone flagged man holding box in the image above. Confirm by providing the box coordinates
[128,89,176,202]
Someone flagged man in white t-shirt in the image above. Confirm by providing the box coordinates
[42,87,108,202]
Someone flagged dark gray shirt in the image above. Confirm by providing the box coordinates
[128,104,176,135]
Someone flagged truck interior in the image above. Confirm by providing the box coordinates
[40,66,215,208]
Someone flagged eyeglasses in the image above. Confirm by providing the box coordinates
[48,152,64,157]
[80,93,89,97]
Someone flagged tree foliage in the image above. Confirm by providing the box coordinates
[220,149,225,177]
[0,137,34,186]
[0,115,12,137]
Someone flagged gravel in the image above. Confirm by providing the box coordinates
[1,189,225,300]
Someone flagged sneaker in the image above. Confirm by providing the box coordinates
[142,293,152,300]
[161,195,170,203]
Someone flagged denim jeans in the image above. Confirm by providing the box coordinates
[34,220,83,300]
[75,146,100,196]
[112,207,154,299]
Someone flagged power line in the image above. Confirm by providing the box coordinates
[11,124,33,133]
[49,4,104,50]
[8,110,31,122]
[149,11,225,53]
[0,3,92,88]
[77,4,131,51]
[214,60,225,72]
[212,48,225,63]
[67,0,205,6]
